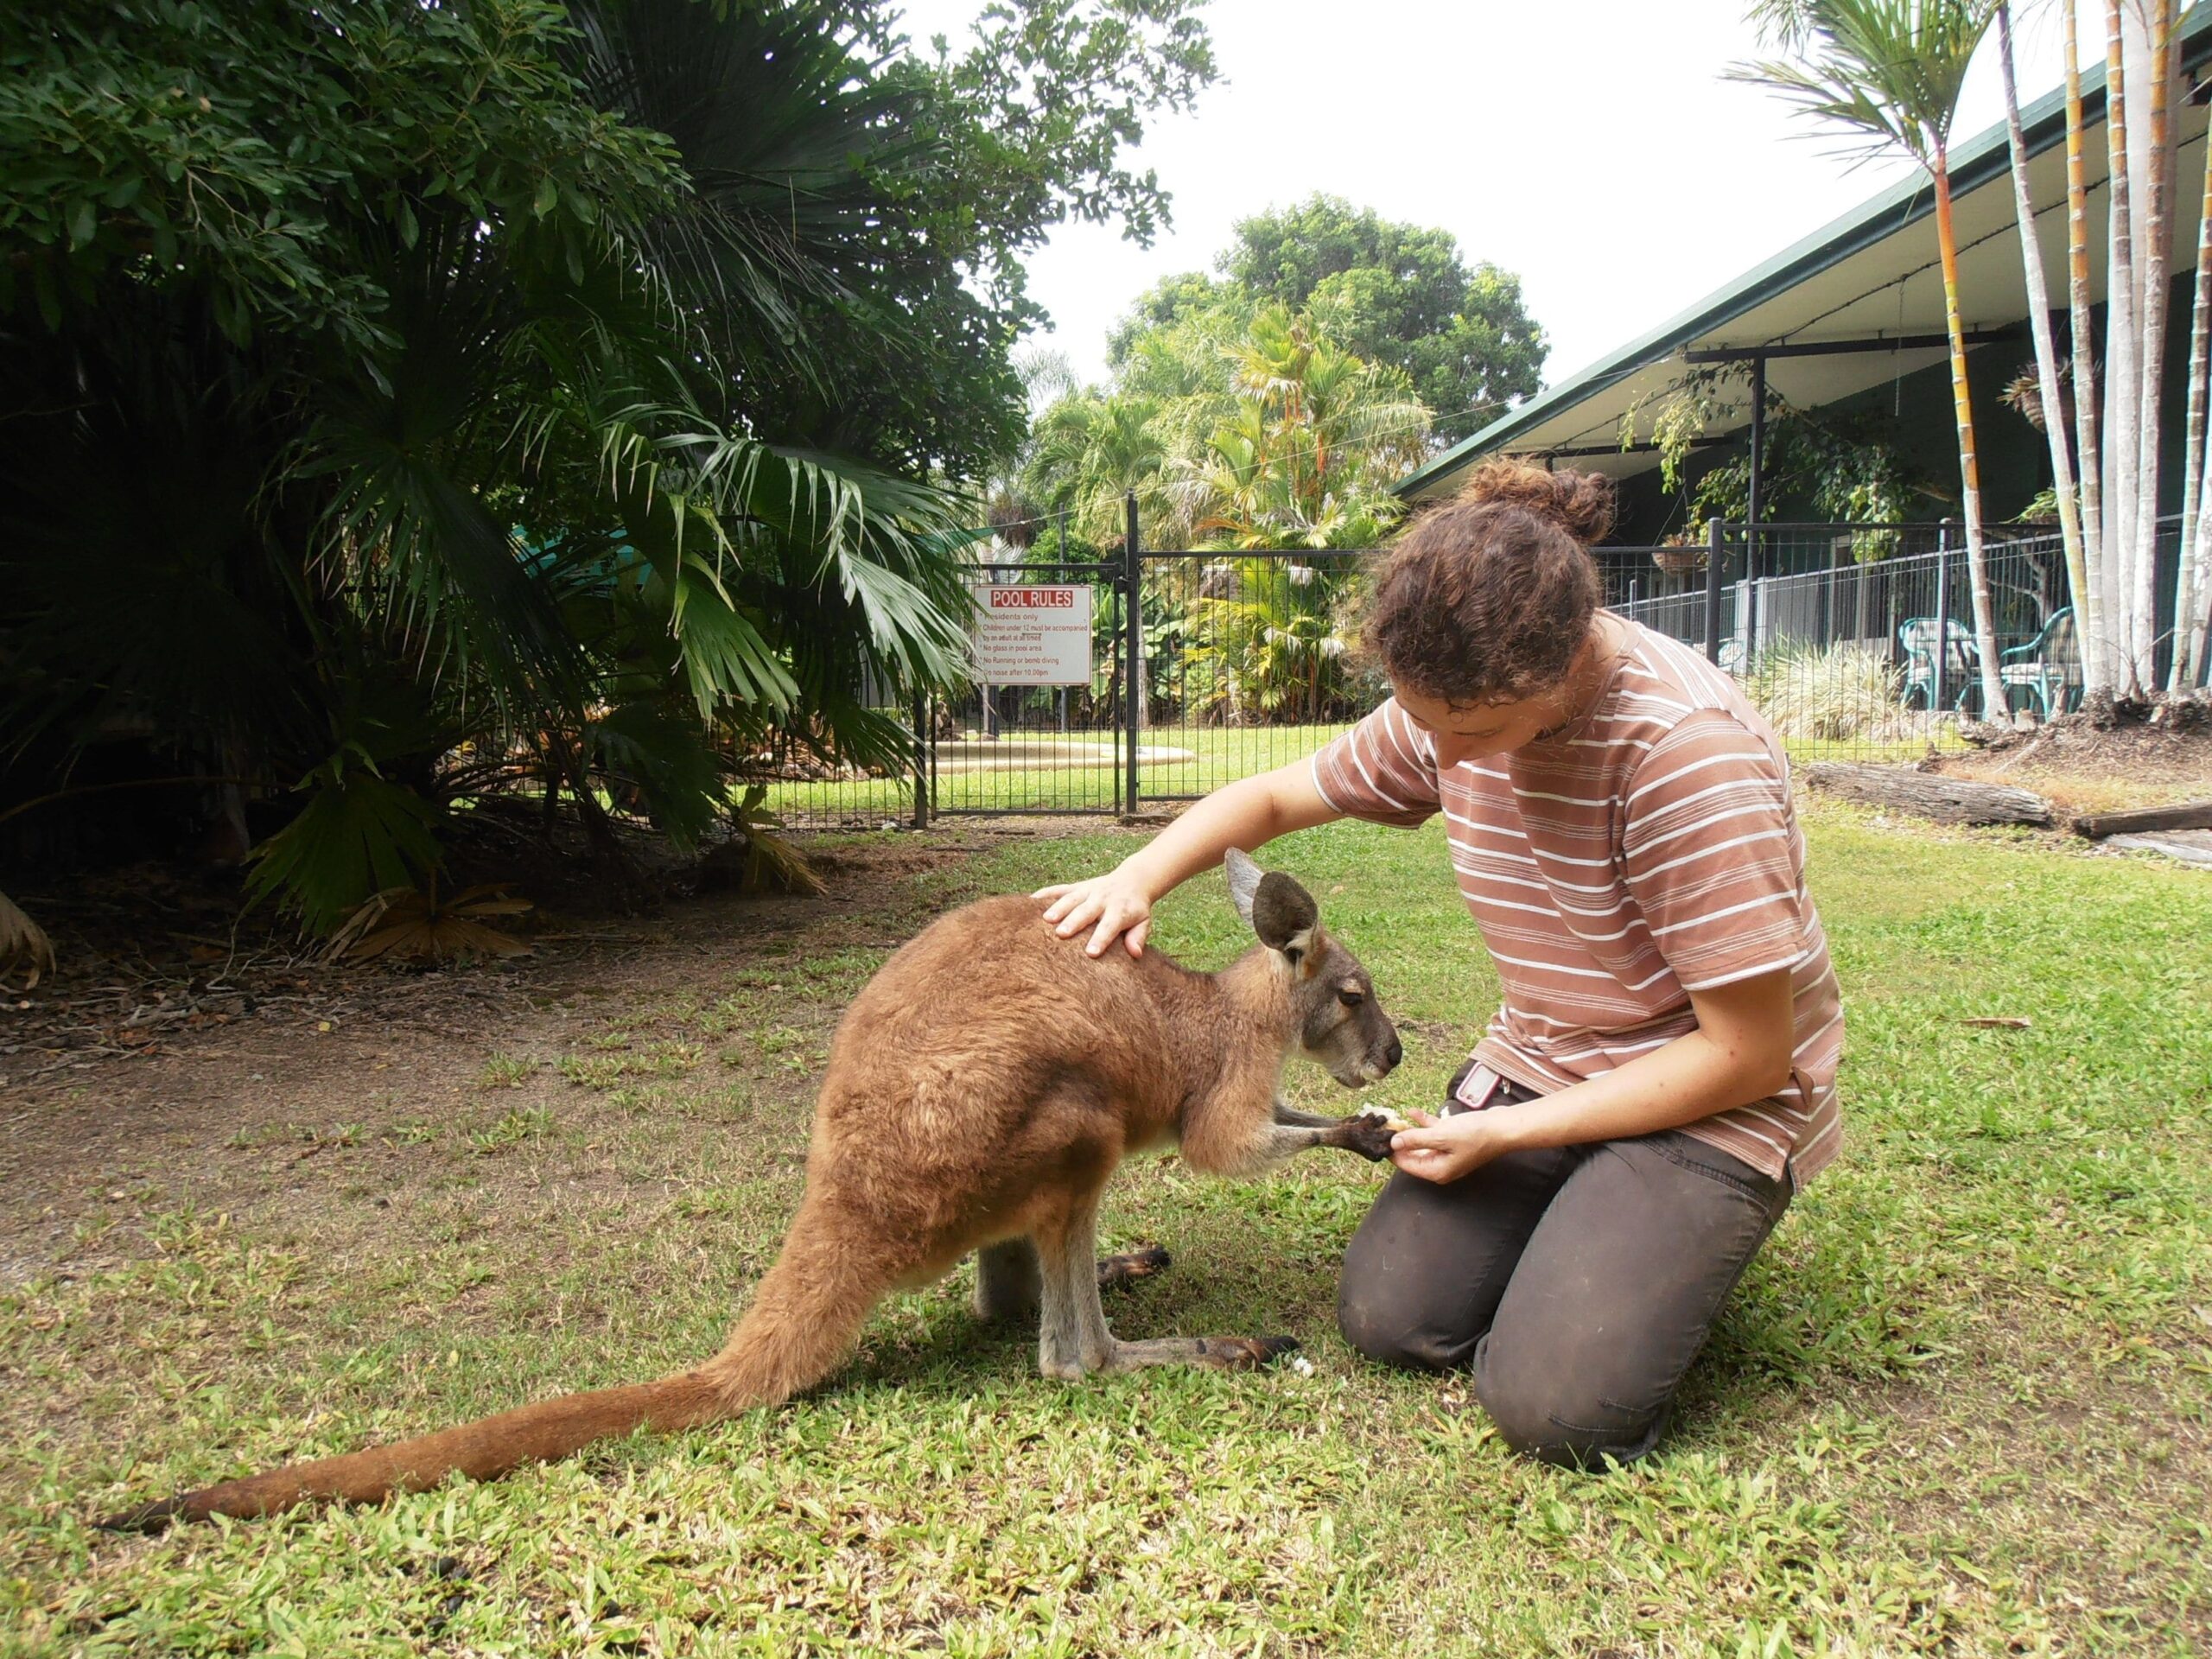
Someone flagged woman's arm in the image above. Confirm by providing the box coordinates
[1033,759,1344,957]
[1387,967,1797,1184]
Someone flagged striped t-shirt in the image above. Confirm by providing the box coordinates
[1311,619,1843,1185]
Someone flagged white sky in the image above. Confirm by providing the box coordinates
[896,0,2075,444]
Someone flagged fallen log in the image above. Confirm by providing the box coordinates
[1802,764,2054,826]
[2069,798,2212,839]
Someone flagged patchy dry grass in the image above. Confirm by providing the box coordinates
[3,805,2209,1656]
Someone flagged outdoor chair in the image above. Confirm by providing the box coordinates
[1897,616,1979,711]
[1997,607,2082,721]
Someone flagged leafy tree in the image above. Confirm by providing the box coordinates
[0,0,1216,934]
[1111,195,1548,433]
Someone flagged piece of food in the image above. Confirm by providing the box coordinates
[1358,1106,1411,1134]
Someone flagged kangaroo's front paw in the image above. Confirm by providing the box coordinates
[1339,1110,1404,1162]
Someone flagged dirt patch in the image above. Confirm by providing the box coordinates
[0,827,1064,1289]
[1934,702,2212,817]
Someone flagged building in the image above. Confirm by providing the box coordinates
[1402,12,2212,628]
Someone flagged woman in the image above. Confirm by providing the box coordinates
[1034,461,1841,1470]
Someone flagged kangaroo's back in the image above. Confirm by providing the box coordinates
[804,896,1219,1212]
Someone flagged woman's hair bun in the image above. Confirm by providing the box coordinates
[1458,459,1615,546]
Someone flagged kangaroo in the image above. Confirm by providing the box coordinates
[101,849,1402,1529]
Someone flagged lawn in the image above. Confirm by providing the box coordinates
[3,804,2209,1656]
[763,717,1960,827]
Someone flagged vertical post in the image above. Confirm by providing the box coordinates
[1123,493,1141,816]
[910,693,931,830]
[1745,355,1767,664]
[1057,509,1070,735]
[1703,518,1725,663]
[1932,526,1952,712]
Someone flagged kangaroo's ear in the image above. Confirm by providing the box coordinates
[1224,847,1263,926]
[1250,871,1319,960]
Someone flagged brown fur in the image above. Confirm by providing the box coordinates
[100,853,1401,1529]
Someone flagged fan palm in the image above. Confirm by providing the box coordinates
[2,0,977,933]
[1732,0,2010,719]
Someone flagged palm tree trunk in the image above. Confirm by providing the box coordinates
[2065,0,2111,693]
[2101,0,2140,696]
[1933,146,2009,721]
[2173,24,2212,691]
[1999,2,2089,712]
[2131,1,2178,692]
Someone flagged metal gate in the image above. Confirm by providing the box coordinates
[766,496,1384,828]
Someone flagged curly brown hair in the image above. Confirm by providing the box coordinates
[1363,459,1613,705]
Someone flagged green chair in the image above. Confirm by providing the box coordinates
[1897,616,1978,711]
[1998,607,2081,720]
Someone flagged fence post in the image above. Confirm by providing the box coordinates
[1123,493,1141,817]
[1932,527,1952,713]
[1703,518,1725,663]
[910,693,931,830]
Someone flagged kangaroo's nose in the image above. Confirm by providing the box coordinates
[1383,1035,1403,1071]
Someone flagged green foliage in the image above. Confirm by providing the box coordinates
[1624,362,1932,541]
[1027,297,1429,722]
[244,764,447,938]
[0,0,1216,931]
[1729,0,2002,168]
[1112,194,1548,432]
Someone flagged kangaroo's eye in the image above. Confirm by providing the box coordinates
[1338,987,1365,1007]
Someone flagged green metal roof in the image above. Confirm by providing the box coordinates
[1398,10,2212,499]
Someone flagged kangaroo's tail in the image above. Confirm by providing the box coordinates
[99,1201,887,1529]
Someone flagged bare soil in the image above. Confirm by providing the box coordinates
[1931,704,2212,817]
[0,830,1027,1294]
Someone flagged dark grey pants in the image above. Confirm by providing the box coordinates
[1336,1078,1791,1470]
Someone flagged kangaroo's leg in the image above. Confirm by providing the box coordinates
[1033,1193,1109,1381]
[974,1238,1041,1325]
[1230,1105,1400,1171]
[1034,1194,1298,1376]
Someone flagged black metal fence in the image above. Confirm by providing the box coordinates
[760,508,2178,829]
[1616,521,2075,759]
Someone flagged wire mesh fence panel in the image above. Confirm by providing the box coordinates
[1131,550,1383,805]
[1617,522,2073,763]
[928,560,1131,817]
[760,561,1127,827]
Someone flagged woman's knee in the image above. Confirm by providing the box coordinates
[1472,1341,1669,1470]
[1336,1247,1475,1371]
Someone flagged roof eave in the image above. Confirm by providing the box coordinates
[1395,16,2212,499]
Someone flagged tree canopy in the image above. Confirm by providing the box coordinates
[0,0,1215,933]
[1106,194,1548,435]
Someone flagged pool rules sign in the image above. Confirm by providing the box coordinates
[969,584,1093,686]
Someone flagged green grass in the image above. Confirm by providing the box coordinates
[762,716,1969,828]
[763,722,1358,823]
[4,806,2210,1654]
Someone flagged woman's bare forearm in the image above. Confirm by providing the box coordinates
[1116,761,1340,900]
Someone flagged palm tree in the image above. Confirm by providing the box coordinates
[3,0,977,932]
[2063,0,2113,697]
[1733,0,2010,721]
[1996,2,2092,704]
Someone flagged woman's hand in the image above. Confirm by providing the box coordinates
[1389,1108,1514,1184]
[1033,867,1154,958]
